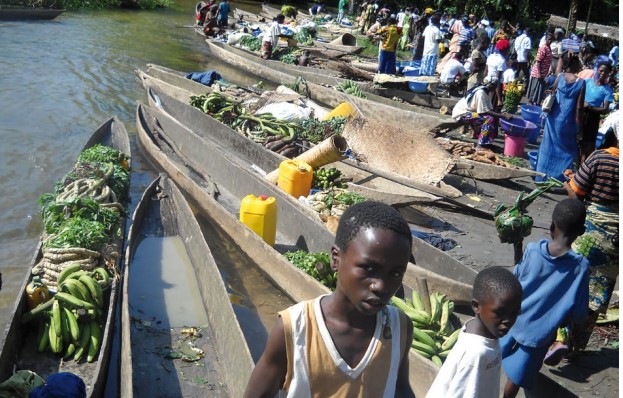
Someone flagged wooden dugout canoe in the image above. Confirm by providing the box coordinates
[204,39,447,128]
[137,66,441,207]
[136,102,463,396]
[203,40,542,182]
[0,6,64,20]
[0,117,131,397]
[136,102,475,303]
[119,174,254,397]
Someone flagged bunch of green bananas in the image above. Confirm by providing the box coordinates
[313,168,346,190]
[189,93,239,119]
[336,80,367,99]
[22,264,111,362]
[391,291,461,367]
[239,112,300,140]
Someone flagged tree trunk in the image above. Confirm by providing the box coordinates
[567,0,579,35]
[349,0,356,16]
[584,0,593,35]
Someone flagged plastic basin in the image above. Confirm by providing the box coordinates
[403,66,420,77]
[520,104,543,125]
[527,150,538,169]
[504,135,526,157]
[408,80,428,93]
[500,118,538,138]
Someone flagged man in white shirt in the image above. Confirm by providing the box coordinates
[514,27,532,80]
[420,16,442,76]
[440,52,466,84]
[261,14,285,59]
[396,9,406,29]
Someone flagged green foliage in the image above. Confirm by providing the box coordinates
[284,250,336,289]
[57,0,171,10]
[281,5,297,17]
[44,217,110,251]
[239,36,262,52]
[297,117,346,144]
[39,196,122,238]
[293,27,315,46]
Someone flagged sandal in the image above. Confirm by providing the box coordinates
[543,343,569,366]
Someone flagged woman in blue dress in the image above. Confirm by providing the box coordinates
[536,52,585,182]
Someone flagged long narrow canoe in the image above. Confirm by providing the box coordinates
[137,102,475,302]
[120,175,254,397]
[0,118,131,397]
[203,41,542,181]
[136,102,454,396]
[137,67,441,207]
[204,39,447,129]
[0,6,64,20]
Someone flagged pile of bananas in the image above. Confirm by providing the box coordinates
[503,81,523,114]
[189,92,242,123]
[391,290,461,366]
[336,80,367,99]
[313,168,347,190]
[22,264,111,362]
[189,93,301,143]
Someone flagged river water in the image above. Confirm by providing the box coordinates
[0,1,290,393]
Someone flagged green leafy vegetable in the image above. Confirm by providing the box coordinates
[239,36,261,52]
[297,117,346,144]
[284,250,336,289]
[44,217,109,251]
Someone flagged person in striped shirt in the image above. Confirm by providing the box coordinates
[561,112,618,358]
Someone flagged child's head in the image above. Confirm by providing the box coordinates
[472,267,522,339]
[550,199,586,241]
[332,201,412,314]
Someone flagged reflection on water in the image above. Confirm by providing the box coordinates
[128,236,210,328]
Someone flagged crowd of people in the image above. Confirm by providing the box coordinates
[196,0,230,37]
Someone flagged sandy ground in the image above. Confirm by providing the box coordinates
[401,127,619,398]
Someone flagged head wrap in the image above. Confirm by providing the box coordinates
[554,28,564,35]
[480,19,489,26]
[424,7,433,14]
[495,39,510,51]
[593,55,613,81]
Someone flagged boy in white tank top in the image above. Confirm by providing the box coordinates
[244,201,415,397]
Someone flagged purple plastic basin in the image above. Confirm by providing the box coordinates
[500,118,539,138]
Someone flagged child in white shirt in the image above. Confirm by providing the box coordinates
[426,267,522,398]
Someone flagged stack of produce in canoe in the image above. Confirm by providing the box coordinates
[0,118,131,397]
[189,90,346,158]
[28,144,130,357]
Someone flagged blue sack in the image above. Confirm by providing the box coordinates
[185,70,223,86]
[29,373,86,398]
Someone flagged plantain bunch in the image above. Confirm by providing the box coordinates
[21,264,111,363]
[336,80,367,99]
[391,291,461,367]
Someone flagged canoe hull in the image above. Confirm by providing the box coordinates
[0,7,64,20]
[0,117,130,398]
[120,175,254,397]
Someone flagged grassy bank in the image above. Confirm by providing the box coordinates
[10,0,172,9]
[358,36,412,60]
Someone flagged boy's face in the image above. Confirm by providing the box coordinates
[331,228,411,315]
[472,290,521,339]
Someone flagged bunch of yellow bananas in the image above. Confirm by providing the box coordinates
[503,81,523,114]
[22,264,111,363]
[391,291,461,366]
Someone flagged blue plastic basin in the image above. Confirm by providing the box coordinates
[500,118,539,138]
[527,150,538,170]
[521,104,543,125]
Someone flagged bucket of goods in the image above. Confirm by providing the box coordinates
[402,64,420,76]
